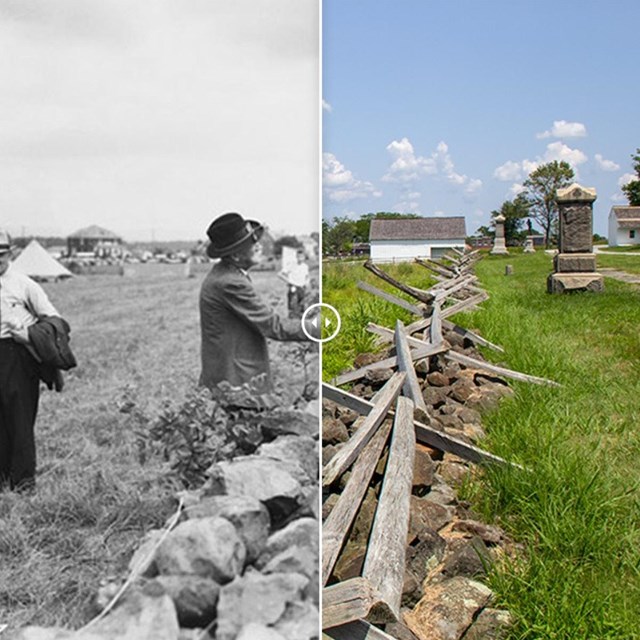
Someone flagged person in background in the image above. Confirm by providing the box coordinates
[0,229,60,492]
[199,212,310,394]
[279,247,310,318]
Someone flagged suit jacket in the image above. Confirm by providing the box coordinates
[199,260,307,393]
[27,315,77,392]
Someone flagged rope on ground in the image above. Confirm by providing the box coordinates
[78,495,185,632]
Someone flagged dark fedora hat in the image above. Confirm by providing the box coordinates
[0,229,14,255]
[206,212,264,259]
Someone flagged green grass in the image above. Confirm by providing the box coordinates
[597,251,640,274]
[323,253,640,638]
[1,263,316,632]
[322,261,437,379]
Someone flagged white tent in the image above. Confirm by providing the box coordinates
[12,239,73,280]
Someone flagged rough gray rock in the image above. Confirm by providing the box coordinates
[184,494,270,564]
[215,570,308,640]
[155,516,246,584]
[404,577,493,640]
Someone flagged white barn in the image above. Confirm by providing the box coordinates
[608,206,640,247]
[369,216,467,263]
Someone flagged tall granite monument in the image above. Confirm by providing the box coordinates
[490,213,509,255]
[547,183,604,293]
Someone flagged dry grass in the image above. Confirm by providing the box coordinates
[0,262,317,632]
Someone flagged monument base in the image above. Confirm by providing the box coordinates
[553,253,596,273]
[547,272,604,294]
[490,239,508,255]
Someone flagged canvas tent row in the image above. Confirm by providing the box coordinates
[12,239,73,281]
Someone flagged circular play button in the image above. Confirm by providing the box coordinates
[301,303,341,343]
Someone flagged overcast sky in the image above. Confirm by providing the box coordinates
[323,0,640,237]
[0,0,319,242]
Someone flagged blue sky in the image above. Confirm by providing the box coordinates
[322,0,640,237]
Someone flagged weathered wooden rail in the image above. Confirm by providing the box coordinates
[322,250,554,637]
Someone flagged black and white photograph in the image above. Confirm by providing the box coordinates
[0,1,320,637]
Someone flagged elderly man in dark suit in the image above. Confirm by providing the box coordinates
[199,212,310,394]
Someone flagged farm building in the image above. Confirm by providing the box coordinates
[67,225,123,256]
[369,216,467,262]
[608,206,640,247]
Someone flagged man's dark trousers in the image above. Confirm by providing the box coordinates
[0,339,40,491]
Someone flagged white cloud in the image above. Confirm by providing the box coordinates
[618,172,636,187]
[322,152,381,203]
[383,137,436,182]
[542,141,587,168]
[322,99,332,113]
[536,120,587,139]
[494,142,587,186]
[594,154,619,172]
[382,138,481,200]
[493,160,523,182]
[509,183,526,197]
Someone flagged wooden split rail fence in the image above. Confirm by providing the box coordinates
[322,251,559,639]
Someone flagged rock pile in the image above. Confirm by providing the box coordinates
[323,328,516,640]
[11,406,320,640]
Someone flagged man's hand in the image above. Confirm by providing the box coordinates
[6,320,29,344]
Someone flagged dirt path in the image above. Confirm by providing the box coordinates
[599,267,640,284]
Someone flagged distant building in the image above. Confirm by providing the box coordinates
[67,225,122,256]
[608,206,640,247]
[369,217,466,262]
[351,241,370,256]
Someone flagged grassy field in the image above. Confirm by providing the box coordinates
[323,253,640,639]
[597,249,640,274]
[0,263,318,632]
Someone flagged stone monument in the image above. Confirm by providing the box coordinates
[523,236,535,253]
[547,183,604,293]
[490,213,509,255]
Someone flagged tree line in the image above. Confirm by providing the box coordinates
[323,147,640,254]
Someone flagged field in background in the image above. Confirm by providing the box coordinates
[0,263,318,632]
[322,252,640,638]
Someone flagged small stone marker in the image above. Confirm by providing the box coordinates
[504,264,513,276]
[547,183,604,293]
[523,236,535,253]
[490,214,509,255]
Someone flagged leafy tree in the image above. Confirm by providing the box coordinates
[474,225,493,238]
[490,195,530,244]
[522,161,574,247]
[322,216,356,255]
[622,148,640,206]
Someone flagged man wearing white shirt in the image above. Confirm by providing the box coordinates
[0,229,59,492]
[279,248,310,318]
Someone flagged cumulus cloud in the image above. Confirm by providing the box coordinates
[322,99,332,113]
[322,152,381,203]
[383,138,481,199]
[383,137,436,182]
[509,183,526,197]
[494,143,587,184]
[543,141,587,168]
[536,120,587,139]
[594,154,620,172]
[618,172,636,187]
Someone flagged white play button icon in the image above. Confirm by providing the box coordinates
[301,303,341,343]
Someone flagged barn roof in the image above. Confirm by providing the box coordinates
[611,206,640,222]
[369,217,466,241]
[68,225,121,240]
